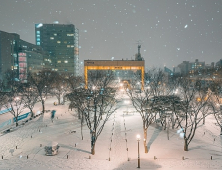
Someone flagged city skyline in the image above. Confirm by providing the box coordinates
[0,0,222,69]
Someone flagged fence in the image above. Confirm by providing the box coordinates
[0,112,31,131]
[0,108,12,115]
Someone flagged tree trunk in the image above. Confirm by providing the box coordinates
[164,117,166,130]
[15,117,18,127]
[171,113,174,129]
[220,126,222,135]
[58,96,61,105]
[91,144,95,155]
[81,112,84,140]
[203,114,205,125]
[42,100,45,113]
[30,109,34,117]
[184,138,188,151]
[78,108,81,119]
[91,132,96,155]
[167,120,170,140]
[143,128,148,153]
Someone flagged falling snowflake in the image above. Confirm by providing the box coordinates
[184,25,188,28]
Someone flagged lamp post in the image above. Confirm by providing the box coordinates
[137,134,140,168]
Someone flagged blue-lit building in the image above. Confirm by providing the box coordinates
[35,23,79,76]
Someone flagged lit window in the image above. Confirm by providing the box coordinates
[37,42,40,45]
[50,37,54,40]
[36,31,40,34]
[57,61,61,63]
[36,35,40,37]
[71,45,74,47]
[54,33,57,36]
[19,63,27,68]
[18,53,26,57]
[67,34,74,36]
[19,57,26,61]
[37,38,40,41]
[64,41,67,44]
[64,60,68,63]
[57,41,61,43]
[67,45,70,47]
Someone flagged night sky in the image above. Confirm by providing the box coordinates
[0,0,222,69]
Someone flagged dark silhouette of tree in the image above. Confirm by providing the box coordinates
[209,79,222,135]
[21,82,39,117]
[3,83,26,127]
[127,68,174,153]
[66,71,117,155]
[175,78,213,151]
[28,70,54,113]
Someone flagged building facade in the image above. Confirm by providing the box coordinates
[0,31,20,80]
[177,59,205,75]
[35,23,79,76]
[17,40,48,82]
[189,59,205,74]
[0,30,46,81]
[216,59,222,68]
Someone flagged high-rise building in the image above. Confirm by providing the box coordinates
[0,31,20,80]
[177,61,189,75]
[177,59,205,75]
[0,30,47,81]
[35,23,79,76]
[216,59,222,68]
[189,59,205,73]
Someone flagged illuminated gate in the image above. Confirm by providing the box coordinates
[84,60,145,89]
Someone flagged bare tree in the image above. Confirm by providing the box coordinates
[65,74,83,91]
[50,73,66,105]
[3,84,26,127]
[67,71,117,155]
[175,78,213,151]
[209,79,222,135]
[22,83,39,117]
[127,68,174,153]
[0,92,8,111]
[28,70,54,113]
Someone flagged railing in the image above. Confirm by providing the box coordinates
[0,108,12,115]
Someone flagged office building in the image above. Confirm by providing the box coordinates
[216,59,222,68]
[177,59,205,75]
[0,30,46,81]
[35,23,79,76]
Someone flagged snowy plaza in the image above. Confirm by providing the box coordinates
[1,94,222,170]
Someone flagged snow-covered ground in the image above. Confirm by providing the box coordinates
[0,94,222,170]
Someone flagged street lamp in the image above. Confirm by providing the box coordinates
[15,97,20,101]
[137,134,140,168]
[92,86,96,90]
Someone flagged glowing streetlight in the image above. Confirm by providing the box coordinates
[15,97,20,101]
[137,134,141,168]
[92,86,96,90]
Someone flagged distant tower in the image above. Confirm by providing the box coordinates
[135,44,143,61]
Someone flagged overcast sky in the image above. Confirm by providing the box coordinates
[0,0,222,69]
